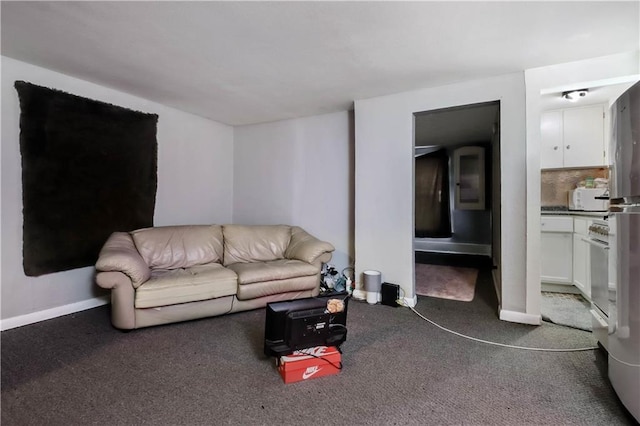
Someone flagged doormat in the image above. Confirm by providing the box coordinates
[540,292,592,332]
[415,264,478,302]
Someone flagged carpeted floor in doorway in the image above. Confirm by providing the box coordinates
[540,292,592,331]
[415,263,478,301]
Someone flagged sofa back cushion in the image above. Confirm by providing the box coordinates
[223,225,290,266]
[131,225,224,269]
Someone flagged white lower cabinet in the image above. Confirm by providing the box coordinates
[540,216,574,284]
[541,215,596,297]
[572,217,592,300]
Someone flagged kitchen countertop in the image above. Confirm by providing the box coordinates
[541,206,607,218]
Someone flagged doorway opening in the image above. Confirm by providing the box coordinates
[538,80,636,330]
[413,101,500,304]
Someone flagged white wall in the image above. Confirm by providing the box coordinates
[233,111,354,272]
[354,72,527,314]
[524,51,640,318]
[1,57,234,328]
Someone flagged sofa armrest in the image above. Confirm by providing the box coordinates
[96,271,136,330]
[285,226,335,264]
[95,232,150,288]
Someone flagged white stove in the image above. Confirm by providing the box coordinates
[588,219,610,245]
[586,217,612,350]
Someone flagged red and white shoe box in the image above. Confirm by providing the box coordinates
[278,346,341,384]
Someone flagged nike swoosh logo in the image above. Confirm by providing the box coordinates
[302,366,322,380]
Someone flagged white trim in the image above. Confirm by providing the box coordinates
[351,289,367,301]
[414,242,491,256]
[402,295,417,308]
[499,309,541,325]
[0,296,109,331]
[351,289,416,308]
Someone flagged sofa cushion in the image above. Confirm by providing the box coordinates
[227,259,318,285]
[131,225,224,270]
[235,274,319,301]
[135,263,237,309]
[223,225,290,266]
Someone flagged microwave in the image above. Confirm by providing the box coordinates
[569,188,609,211]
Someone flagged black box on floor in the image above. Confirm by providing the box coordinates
[381,282,400,307]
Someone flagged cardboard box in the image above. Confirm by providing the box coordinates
[278,346,342,384]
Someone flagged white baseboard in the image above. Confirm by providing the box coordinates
[351,289,366,301]
[414,241,491,256]
[351,289,416,308]
[1,296,109,331]
[402,295,417,308]
[499,309,541,325]
[541,283,580,294]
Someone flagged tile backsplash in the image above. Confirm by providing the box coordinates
[541,167,609,207]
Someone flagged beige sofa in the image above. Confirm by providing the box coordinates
[95,224,334,330]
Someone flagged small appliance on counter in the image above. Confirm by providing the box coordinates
[568,188,609,211]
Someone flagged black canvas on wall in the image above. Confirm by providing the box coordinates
[15,81,158,276]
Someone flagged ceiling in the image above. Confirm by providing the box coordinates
[2,2,638,126]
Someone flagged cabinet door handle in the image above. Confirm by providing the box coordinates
[566,145,571,149]
[553,146,558,151]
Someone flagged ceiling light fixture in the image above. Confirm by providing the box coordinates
[562,88,589,102]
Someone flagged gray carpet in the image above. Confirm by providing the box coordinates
[540,292,592,332]
[2,270,635,425]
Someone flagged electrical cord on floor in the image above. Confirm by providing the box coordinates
[396,298,598,353]
[295,347,343,370]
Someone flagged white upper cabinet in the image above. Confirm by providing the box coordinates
[541,110,564,169]
[563,105,606,167]
[540,104,606,169]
